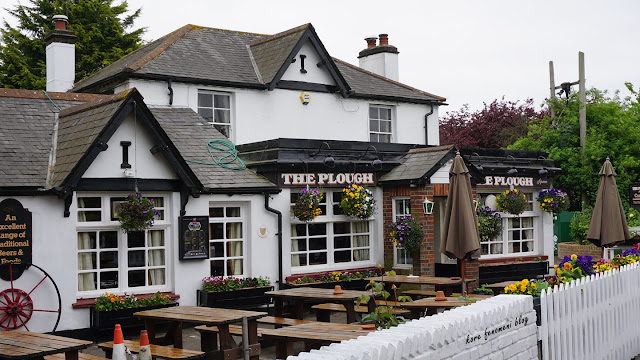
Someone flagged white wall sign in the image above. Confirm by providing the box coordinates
[482,176,534,187]
[280,172,375,187]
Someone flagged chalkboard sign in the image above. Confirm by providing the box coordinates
[179,216,209,260]
[630,184,640,209]
[0,199,32,280]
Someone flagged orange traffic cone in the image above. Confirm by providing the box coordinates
[138,330,151,360]
[112,324,127,360]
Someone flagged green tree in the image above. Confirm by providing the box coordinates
[510,83,640,210]
[0,0,144,90]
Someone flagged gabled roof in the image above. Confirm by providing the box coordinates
[379,145,456,185]
[0,89,106,189]
[71,24,444,104]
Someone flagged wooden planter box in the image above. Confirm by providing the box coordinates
[196,286,273,309]
[557,242,602,260]
[90,302,177,331]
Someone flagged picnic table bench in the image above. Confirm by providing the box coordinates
[45,354,108,360]
[97,340,205,360]
[0,331,92,360]
[311,302,411,322]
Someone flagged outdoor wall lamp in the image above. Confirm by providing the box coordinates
[505,154,518,175]
[470,152,483,172]
[538,168,549,175]
[423,198,434,215]
[358,145,382,170]
[310,142,335,168]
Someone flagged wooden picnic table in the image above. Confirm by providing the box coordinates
[261,322,375,358]
[265,287,376,324]
[366,275,476,297]
[134,305,266,360]
[0,330,92,360]
[398,294,492,318]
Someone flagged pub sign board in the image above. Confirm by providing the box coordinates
[480,176,550,188]
[179,216,209,260]
[280,172,375,188]
[0,199,32,280]
[630,184,640,209]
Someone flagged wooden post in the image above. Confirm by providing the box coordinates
[549,61,556,118]
[578,51,586,147]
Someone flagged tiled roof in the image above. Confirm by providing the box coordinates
[72,24,445,104]
[0,89,105,188]
[150,107,276,190]
[380,145,455,183]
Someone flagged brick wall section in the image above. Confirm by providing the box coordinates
[382,183,480,286]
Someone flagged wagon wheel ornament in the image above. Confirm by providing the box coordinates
[0,263,62,333]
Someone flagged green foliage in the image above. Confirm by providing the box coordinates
[473,284,494,295]
[357,280,411,329]
[510,85,640,211]
[201,276,271,292]
[0,0,144,89]
[569,206,593,245]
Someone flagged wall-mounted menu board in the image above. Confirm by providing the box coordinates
[0,199,32,280]
[178,216,209,260]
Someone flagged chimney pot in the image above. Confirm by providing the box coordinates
[53,15,68,30]
[379,34,389,46]
[365,36,377,48]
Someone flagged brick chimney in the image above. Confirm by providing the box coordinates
[45,15,76,92]
[358,33,399,81]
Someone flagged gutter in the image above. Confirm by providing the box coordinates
[264,192,283,288]
[424,104,434,145]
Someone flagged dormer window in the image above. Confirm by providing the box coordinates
[197,91,232,138]
[369,105,393,143]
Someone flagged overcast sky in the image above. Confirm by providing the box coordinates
[2,0,639,116]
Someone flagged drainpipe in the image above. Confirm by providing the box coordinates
[167,79,173,105]
[264,193,283,288]
[424,104,434,145]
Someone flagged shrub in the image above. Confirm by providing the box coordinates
[569,206,593,245]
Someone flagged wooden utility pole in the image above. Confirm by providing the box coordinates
[578,51,586,147]
[549,61,556,118]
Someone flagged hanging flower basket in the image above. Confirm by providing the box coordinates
[537,189,569,215]
[477,206,502,242]
[117,193,158,232]
[387,215,425,255]
[496,189,527,215]
[292,188,324,221]
[340,184,376,219]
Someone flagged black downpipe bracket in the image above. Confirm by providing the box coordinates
[264,193,283,288]
[424,104,434,145]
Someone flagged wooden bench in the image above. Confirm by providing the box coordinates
[311,303,411,322]
[98,340,205,360]
[45,353,109,360]
[401,290,462,298]
[257,316,321,327]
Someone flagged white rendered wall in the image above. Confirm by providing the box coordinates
[83,113,178,179]
[46,42,75,92]
[280,40,335,85]
[358,52,399,82]
[124,79,439,146]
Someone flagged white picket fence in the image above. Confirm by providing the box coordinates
[539,262,640,360]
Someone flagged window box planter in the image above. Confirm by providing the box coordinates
[90,302,177,331]
[286,279,368,291]
[196,286,273,309]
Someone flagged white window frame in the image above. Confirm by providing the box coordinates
[477,190,538,259]
[75,193,171,297]
[290,190,375,273]
[208,203,248,277]
[392,197,413,269]
[369,104,394,143]
[197,91,233,140]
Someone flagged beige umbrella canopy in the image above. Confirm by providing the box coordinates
[440,152,481,290]
[587,157,630,247]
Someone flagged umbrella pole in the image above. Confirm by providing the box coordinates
[461,259,467,294]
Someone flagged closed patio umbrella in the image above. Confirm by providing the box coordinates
[587,157,630,247]
[440,151,481,292]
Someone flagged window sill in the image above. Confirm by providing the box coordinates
[479,255,548,266]
[72,292,180,309]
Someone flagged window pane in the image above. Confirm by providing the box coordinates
[128,250,145,267]
[378,134,391,143]
[148,230,165,247]
[78,197,101,208]
[334,236,350,249]
[128,270,145,287]
[353,235,369,247]
[227,241,243,257]
[309,238,326,250]
[309,252,327,265]
[226,223,243,239]
[127,232,145,248]
[78,232,96,249]
[369,107,378,119]
[380,108,391,120]
[353,222,369,233]
[211,241,224,257]
[308,224,326,236]
[523,241,534,252]
[370,133,379,142]
[333,222,350,234]
[78,273,96,291]
[110,198,126,221]
[522,217,533,227]
[149,269,165,285]
[210,207,224,217]
[148,249,165,266]
[292,254,307,266]
[100,251,118,268]
[380,120,391,132]
[523,229,534,240]
[100,272,118,289]
[292,238,307,251]
[78,253,96,270]
[100,232,118,249]
[198,108,213,122]
[491,243,503,254]
[210,260,224,276]
[370,120,379,132]
[227,259,243,275]
[226,207,241,217]
[79,211,101,222]
[293,224,307,236]
[198,93,213,107]
[214,94,230,109]
[335,250,351,263]
[215,109,230,124]
[354,249,370,261]
[214,124,230,137]
[210,223,224,239]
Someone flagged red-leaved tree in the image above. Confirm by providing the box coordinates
[439,98,547,148]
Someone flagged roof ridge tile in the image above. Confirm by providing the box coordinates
[59,89,135,118]
[0,88,106,102]
[249,23,309,47]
